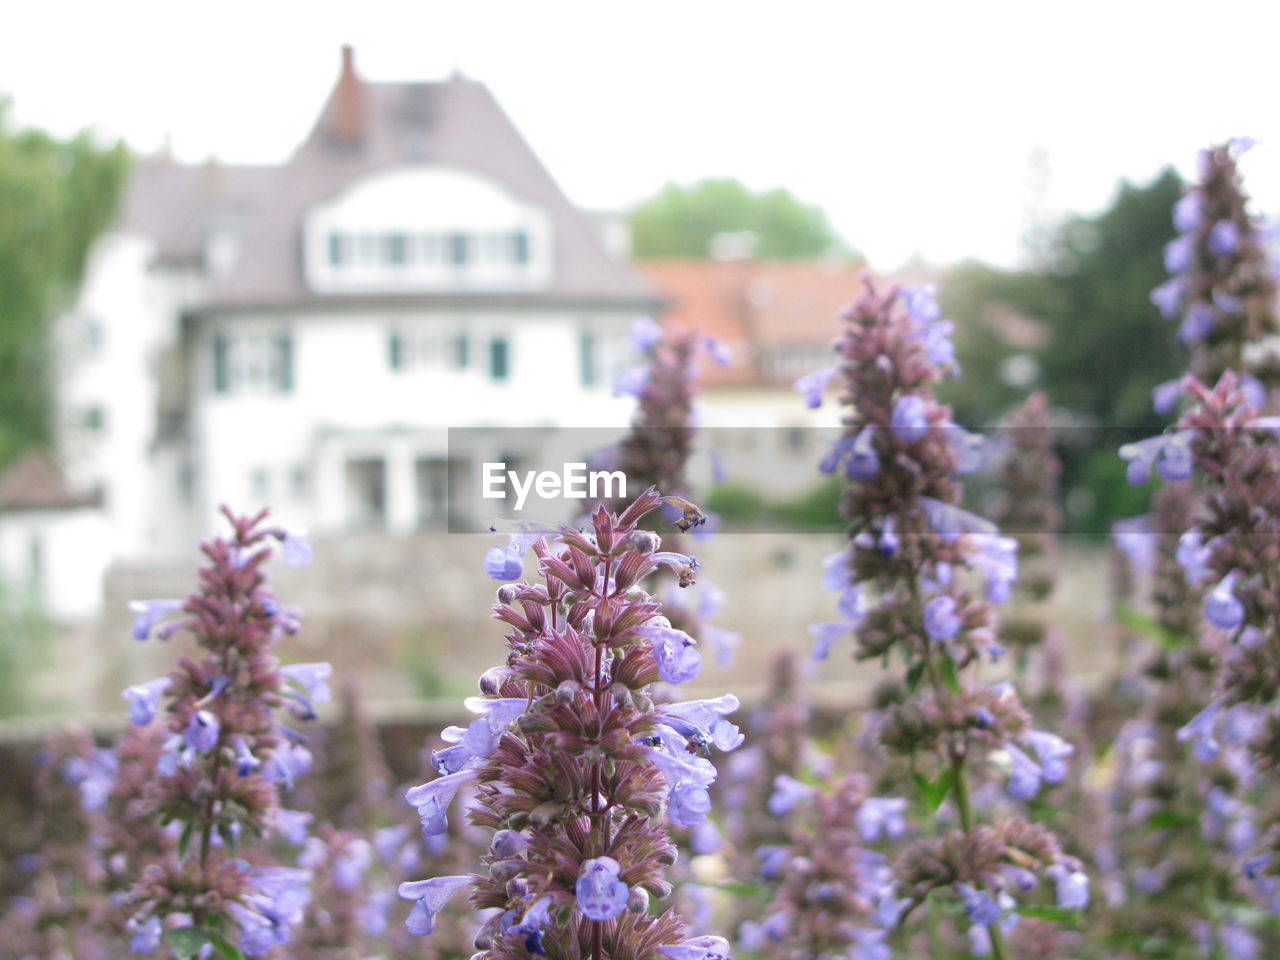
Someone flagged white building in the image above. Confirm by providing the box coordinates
[1,48,661,619]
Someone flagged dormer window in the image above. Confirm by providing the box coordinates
[305,166,552,293]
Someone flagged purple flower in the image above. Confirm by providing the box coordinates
[822,551,852,592]
[1026,730,1073,784]
[794,366,839,409]
[333,839,373,892]
[273,808,312,845]
[905,284,942,323]
[397,875,473,936]
[184,710,220,752]
[1119,432,1195,485]
[278,530,314,566]
[661,695,744,751]
[493,828,530,859]
[632,315,663,351]
[647,736,717,827]
[433,696,529,773]
[1177,700,1223,761]
[1152,378,1182,415]
[1173,191,1201,232]
[1180,302,1217,344]
[856,796,907,842]
[1048,864,1089,909]
[767,774,815,816]
[509,895,554,955]
[406,768,481,836]
[1112,515,1155,572]
[128,914,162,953]
[918,496,997,540]
[969,535,1019,604]
[809,621,852,660]
[703,336,732,366]
[637,623,703,685]
[891,395,929,443]
[485,544,524,581]
[945,424,987,473]
[280,661,332,719]
[576,856,629,921]
[850,927,892,960]
[123,676,170,726]
[1176,529,1211,584]
[657,935,732,960]
[1209,219,1240,257]
[614,365,650,396]
[1206,571,1244,629]
[956,882,1001,926]
[1151,276,1185,318]
[128,598,183,640]
[233,736,261,776]
[1006,744,1043,800]
[847,425,881,480]
[1164,234,1194,274]
[924,595,962,641]
[691,818,723,855]
[916,319,958,371]
[262,741,313,788]
[1220,924,1260,960]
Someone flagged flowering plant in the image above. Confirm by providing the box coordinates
[120,507,325,958]
[400,488,738,960]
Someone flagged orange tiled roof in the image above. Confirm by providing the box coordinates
[638,259,873,387]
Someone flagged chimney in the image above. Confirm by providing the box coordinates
[332,45,365,145]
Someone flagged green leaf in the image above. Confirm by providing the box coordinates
[1117,605,1187,650]
[913,769,953,812]
[208,931,245,960]
[218,821,238,855]
[177,823,193,861]
[937,656,961,694]
[906,661,926,693]
[1015,905,1084,926]
[1146,809,1191,830]
[166,927,211,959]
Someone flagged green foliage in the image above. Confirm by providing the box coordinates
[0,100,129,468]
[937,168,1185,533]
[629,178,846,259]
[703,481,768,522]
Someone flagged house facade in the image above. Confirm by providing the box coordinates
[5,48,660,619]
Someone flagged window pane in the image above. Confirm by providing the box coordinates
[489,337,509,381]
[449,233,469,266]
[385,233,407,265]
[510,230,529,264]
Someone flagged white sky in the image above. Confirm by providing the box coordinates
[5,0,1280,270]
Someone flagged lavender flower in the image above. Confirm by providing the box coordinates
[798,279,1079,956]
[122,677,170,726]
[402,489,731,960]
[118,508,326,955]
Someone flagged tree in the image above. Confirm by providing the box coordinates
[628,177,847,259]
[0,101,129,467]
[936,168,1185,534]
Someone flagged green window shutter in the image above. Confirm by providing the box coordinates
[454,332,469,369]
[389,331,402,370]
[579,331,595,388]
[278,333,293,393]
[213,334,229,393]
[489,337,509,381]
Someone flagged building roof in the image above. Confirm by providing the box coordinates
[121,49,657,315]
[119,159,277,267]
[0,451,101,513]
[638,259,873,387]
